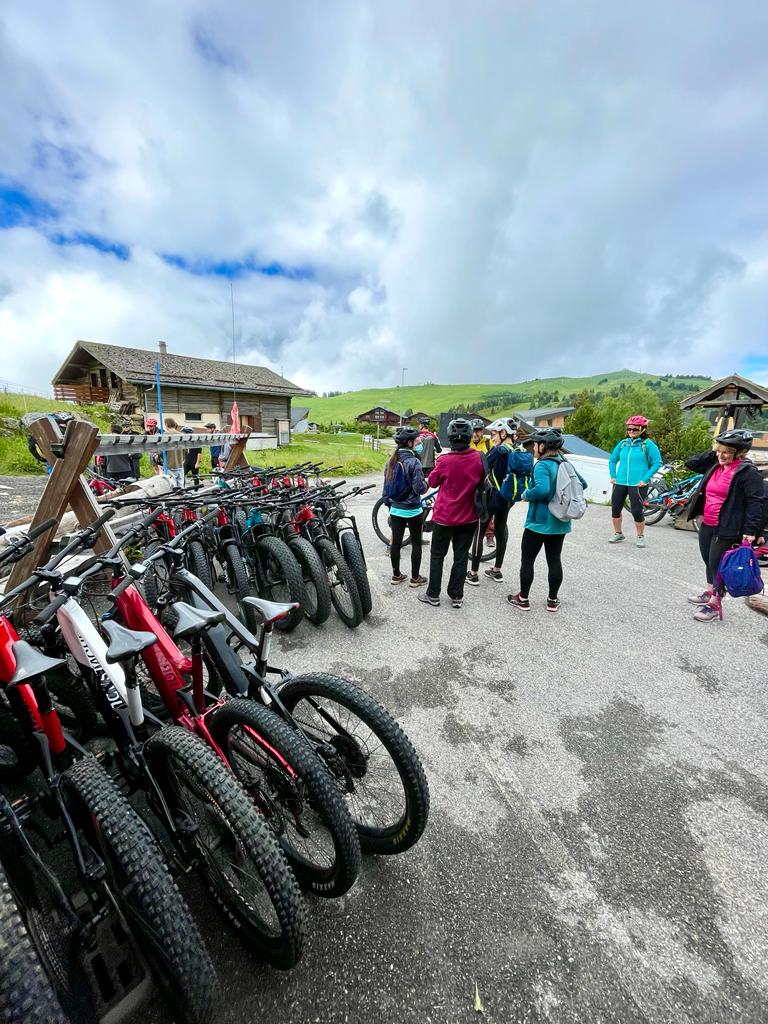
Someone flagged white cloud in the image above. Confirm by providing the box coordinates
[1,0,768,394]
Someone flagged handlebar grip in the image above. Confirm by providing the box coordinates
[33,592,69,626]
[26,518,59,542]
[111,574,137,597]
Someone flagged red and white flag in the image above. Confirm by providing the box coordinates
[230,400,240,434]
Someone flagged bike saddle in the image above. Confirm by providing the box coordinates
[242,596,299,625]
[8,641,66,684]
[170,602,225,639]
[101,620,157,664]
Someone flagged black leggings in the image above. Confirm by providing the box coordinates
[519,529,566,599]
[390,513,424,578]
[697,524,739,585]
[470,504,510,572]
[611,484,647,524]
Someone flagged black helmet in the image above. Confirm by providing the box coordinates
[470,418,485,430]
[395,425,419,445]
[447,418,473,445]
[53,411,74,424]
[417,415,431,426]
[714,428,753,450]
[529,427,564,450]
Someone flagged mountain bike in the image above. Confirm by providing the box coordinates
[0,515,219,1023]
[372,487,499,562]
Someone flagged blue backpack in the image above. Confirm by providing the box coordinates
[714,542,764,600]
[383,461,412,505]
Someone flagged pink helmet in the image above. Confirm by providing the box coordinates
[626,415,649,427]
[145,417,158,428]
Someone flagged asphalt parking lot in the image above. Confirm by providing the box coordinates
[181,479,768,1024]
[6,475,768,1023]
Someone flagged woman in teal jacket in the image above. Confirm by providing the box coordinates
[607,415,663,548]
[507,428,586,613]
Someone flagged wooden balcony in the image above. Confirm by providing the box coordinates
[53,384,111,404]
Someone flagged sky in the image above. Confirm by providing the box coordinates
[1,0,767,395]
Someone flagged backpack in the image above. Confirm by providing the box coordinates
[548,458,587,522]
[474,453,492,518]
[383,460,412,505]
[714,542,764,600]
[500,449,533,503]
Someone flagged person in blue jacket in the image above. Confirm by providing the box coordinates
[508,428,587,613]
[608,415,663,548]
[383,425,428,586]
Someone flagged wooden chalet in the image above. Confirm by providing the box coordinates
[356,406,403,427]
[52,340,311,436]
[680,373,768,451]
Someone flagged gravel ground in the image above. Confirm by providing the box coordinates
[0,474,47,521]
[5,473,768,1023]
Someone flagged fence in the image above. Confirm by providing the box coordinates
[362,435,383,452]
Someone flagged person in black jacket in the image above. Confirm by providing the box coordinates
[384,426,428,586]
[684,428,765,622]
[466,417,515,585]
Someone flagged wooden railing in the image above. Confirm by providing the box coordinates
[53,384,111,404]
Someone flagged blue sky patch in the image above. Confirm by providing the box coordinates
[192,26,237,69]
[741,353,768,378]
[161,252,314,281]
[0,181,59,228]
[50,231,130,260]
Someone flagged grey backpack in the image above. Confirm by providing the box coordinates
[548,458,587,522]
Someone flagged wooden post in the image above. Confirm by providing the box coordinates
[223,437,249,471]
[5,418,119,601]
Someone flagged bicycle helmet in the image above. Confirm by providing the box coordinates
[417,415,431,426]
[470,418,485,431]
[395,425,420,445]
[53,411,74,424]
[529,427,564,450]
[488,417,515,436]
[447,418,473,445]
[714,428,753,450]
[626,415,649,428]
[145,417,158,428]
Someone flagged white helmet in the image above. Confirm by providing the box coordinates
[488,417,515,436]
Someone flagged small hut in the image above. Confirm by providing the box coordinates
[680,373,768,452]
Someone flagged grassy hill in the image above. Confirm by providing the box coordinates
[306,370,712,424]
[0,393,114,475]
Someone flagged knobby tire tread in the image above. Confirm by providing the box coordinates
[339,533,373,617]
[209,699,361,896]
[288,538,332,625]
[315,539,363,629]
[62,756,218,1024]
[254,536,305,633]
[279,673,430,854]
[144,727,305,968]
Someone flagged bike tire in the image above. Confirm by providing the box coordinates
[208,699,361,897]
[278,673,429,854]
[339,533,373,617]
[144,727,305,968]
[0,860,67,1024]
[187,539,213,591]
[315,539,363,629]
[254,536,305,633]
[0,706,36,783]
[62,756,218,1024]
[372,497,399,548]
[223,544,258,634]
[139,539,172,611]
[288,538,332,625]
[46,668,99,742]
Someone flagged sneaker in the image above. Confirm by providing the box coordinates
[546,597,560,612]
[687,591,713,606]
[409,575,427,588]
[417,592,440,607]
[391,572,407,585]
[450,597,464,608]
[635,536,646,548]
[693,605,719,623]
[465,571,480,587]
[507,593,530,611]
[608,533,625,544]
[484,567,503,582]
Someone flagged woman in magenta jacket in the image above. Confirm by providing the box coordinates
[417,418,484,609]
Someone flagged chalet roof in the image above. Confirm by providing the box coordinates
[291,406,311,428]
[52,341,312,397]
[514,405,576,420]
[356,406,400,418]
[679,373,768,410]
[560,434,610,458]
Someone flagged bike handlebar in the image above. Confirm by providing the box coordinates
[0,517,59,568]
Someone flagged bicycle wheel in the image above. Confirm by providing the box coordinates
[254,536,305,633]
[61,755,218,1024]
[139,539,172,611]
[288,537,332,625]
[278,673,429,854]
[339,532,373,617]
[315,539,363,629]
[0,705,36,783]
[208,699,361,897]
[145,727,305,968]
[0,860,67,1024]
[372,498,397,548]
[187,539,213,591]
[222,543,258,633]
[46,668,99,741]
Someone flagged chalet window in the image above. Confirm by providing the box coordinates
[185,412,202,422]
[110,373,119,389]
[99,368,107,387]
[91,372,99,387]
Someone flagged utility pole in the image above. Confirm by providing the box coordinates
[400,367,408,425]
